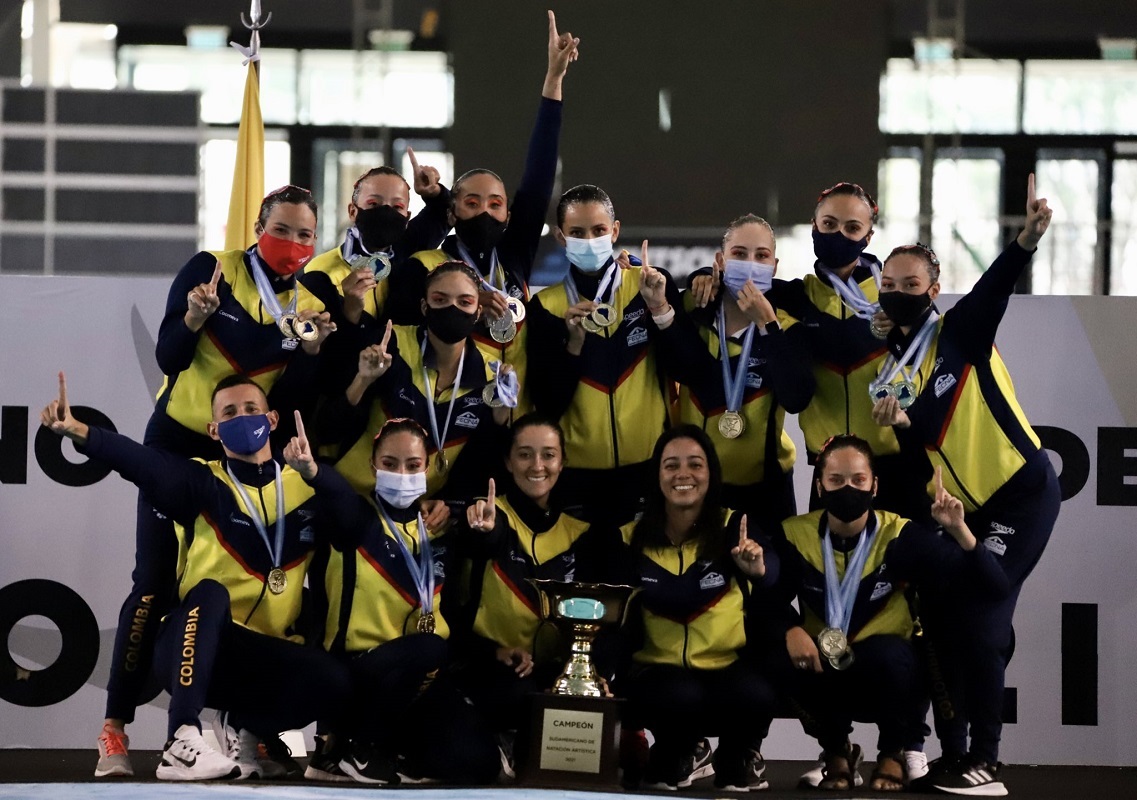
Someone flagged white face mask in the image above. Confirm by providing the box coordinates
[373,469,427,509]
[564,235,614,273]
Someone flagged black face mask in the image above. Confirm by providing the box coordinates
[818,485,874,523]
[812,228,869,271]
[878,289,933,327]
[424,305,478,344]
[353,205,408,252]
[454,212,507,256]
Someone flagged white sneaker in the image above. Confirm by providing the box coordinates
[797,749,865,788]
[211,711,262,779]
[906,749,930,780]
[156,724,241,781]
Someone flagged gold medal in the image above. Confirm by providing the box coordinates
[482,383,503,407]
[590,303,619,329]
[417,611,436,634]
[717,411,746,439]
[292,317,320,341]
[267,568,287,595]
[277,313,299,339]
[581,315,602,334]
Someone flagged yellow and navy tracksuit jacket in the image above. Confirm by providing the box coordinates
[328,325,504,504]
[780,509,1009,642]
[624,510,777,670]
[154,248,327,437]
[412,244,533,414]
[306,466,450,654]
[772,255,897,459]
[527,264,676,471]
[462,490,618,658]
[892,241,1047,512]
[79,426,321,643]
[653,291,813,488]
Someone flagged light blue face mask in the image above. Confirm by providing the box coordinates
[564,236,614,273]
[374,469,427,509]
[722,259,776,297]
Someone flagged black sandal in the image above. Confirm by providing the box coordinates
[818,742,863,791]
[869,751,908,792]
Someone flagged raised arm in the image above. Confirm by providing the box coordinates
[155,253,223,376]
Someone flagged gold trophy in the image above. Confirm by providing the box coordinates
[524,580,640,785]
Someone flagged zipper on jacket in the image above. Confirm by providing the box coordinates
[606,326,620,467]
[935,446,981,510]
[678,547,691,669]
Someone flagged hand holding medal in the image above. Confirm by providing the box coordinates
[184,261,223,332]
[467,477,497,531]
[293,309,336,354]
[283,409,317,481]
[786,626,823,673]
[871,393,911,429]
[341,269,378,325]
[730,515,766,578]
[563,299,598,354]
[483,359,519,414]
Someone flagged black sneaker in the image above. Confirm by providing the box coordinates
[643,738,714,790]
[337,739,400,786]
[930,757,1008,796]
[909,752,964,792]
[258,735,302,780]
[714,748,769,792]
[303,734,352,783]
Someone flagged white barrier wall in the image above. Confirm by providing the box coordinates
[1,275,1135,765]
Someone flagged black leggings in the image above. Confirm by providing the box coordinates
[154,579,350,741]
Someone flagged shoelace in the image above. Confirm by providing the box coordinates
[100,728,128,757]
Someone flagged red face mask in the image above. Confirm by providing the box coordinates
[257,232,314,276]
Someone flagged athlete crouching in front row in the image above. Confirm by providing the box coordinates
[41,373,350,781]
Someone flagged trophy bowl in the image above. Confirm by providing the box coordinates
[527,580,640,698]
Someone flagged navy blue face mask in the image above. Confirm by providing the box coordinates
[813,228,869,271]
[217,414,272,455]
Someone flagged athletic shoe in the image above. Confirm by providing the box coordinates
[258,736,302,780]
[714,748,769,792]
[156,724,241,781]
[798,747,865,788]
[910,753,964,792]
[643,738,715,790]
[931,758,1008,796]
[905,748,930,780]
[304,734,352,783]
[397,755,439,784]
[94,724,134,778]
[338,739,400,785]
[496,731,517,781]
[211,711,261,779]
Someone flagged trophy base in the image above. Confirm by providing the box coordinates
[523,692,623,787]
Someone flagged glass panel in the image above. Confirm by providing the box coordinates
[930,157,1003,293]
[51,23,117,90]
[1111,161,1137,295]
[200,135,292,251]
[118,45,299,125]
[297,50,453,128]
[877,156,922,254]
[1023,61,1137,135]
[879,58,1021,134]
[1032,159,1099,295]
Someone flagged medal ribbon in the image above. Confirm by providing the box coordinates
[562,258,623,307]
[716,304,756,415]
[226,461,286,575]
[488,360,519,408]
[455,239,507,292]
[342,227,393,270]
[376,504,436,618]
[823,260,882,320]
[872,311,939,391]
[821,515,879,633]
[420,336,467,463]
[248,249,299,324]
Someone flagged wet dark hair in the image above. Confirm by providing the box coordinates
[630,425,727,561]
[371,417,430,462]
[423,260,483,295]
[885,242,941,284]
[352,166,409,205]
[556,184,616,229]
[257,184,318,229]
[210,375,268,413]
[452,168,506,200]
[509,413,566,455]
[815,434,877,478]
[814,181,879,225]
[722,213,776,252]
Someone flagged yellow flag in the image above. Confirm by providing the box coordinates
[225,62,264,252]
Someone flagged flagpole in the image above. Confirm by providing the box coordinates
[224,1,269,252]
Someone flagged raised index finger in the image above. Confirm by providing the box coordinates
[739,514,749,542]
[640,239,650,270]
[407,147,421,178]
[209,260,223,287]
[547,9,558,40]
[380,318,394,350]
[57,371,68,410]
[1027,172,1036,207]
[487,477,496,507]
[934,465,944,495]
[293,409,307,443]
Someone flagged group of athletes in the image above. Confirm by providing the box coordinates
[38,10,1060,797]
